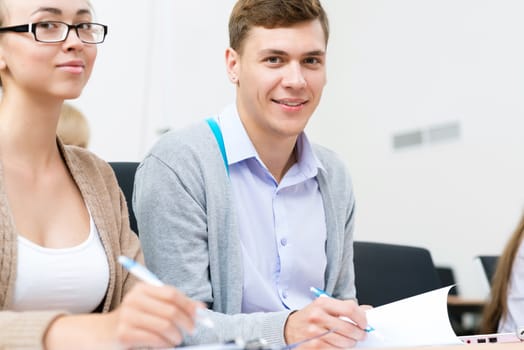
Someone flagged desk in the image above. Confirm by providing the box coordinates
[372,342,522,350]
[447,296,485,313]
[447,296,486,335]
[447,296,486,306]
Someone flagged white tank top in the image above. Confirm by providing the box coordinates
[11,214,110,313]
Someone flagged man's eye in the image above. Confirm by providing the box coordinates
[304,57,320,64]
[266,57,282,64]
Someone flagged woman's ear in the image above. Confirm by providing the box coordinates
[225,47,240,84]
[0,47,7,71]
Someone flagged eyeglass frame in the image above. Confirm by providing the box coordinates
[0,21,108,44]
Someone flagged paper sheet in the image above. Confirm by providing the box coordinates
[178,287,462,349]
[176,344,240,350]
[357,286,463,348]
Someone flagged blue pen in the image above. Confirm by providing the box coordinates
[118,255,164,286]
[118,256,215,329]
[310,286,376,333]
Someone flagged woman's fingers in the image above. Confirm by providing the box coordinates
[113,282,205,348]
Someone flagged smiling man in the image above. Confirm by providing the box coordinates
[134,0,368,348]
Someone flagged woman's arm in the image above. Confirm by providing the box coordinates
[44,283,203,350]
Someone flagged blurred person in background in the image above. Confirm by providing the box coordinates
[57,102,90,148]
[481,212,524,334]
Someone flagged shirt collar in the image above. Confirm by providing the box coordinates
[295,132,325,179]
[218,104,257,165]
[217,103,324,178]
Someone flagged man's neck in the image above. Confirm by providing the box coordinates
[251,135,298,184]
[236,106,302,183]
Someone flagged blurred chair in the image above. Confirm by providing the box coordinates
[353,241,441,307]
[109,162,139,235]
[436,266,459,296]
[476,255,499,286]
[436,265,477,335]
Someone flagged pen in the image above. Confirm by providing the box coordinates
[310,286,376,333]
[118,255,215,329]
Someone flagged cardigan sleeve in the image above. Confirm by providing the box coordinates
[133,134,291,347]
[0,310,67,349]
[116,188,143,298]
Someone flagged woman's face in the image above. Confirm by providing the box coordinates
[0,0,97,100]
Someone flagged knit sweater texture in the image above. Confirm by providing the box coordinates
[0,142,141,349]
[134,121,357,346]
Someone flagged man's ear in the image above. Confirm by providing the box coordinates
[225,47,240,84]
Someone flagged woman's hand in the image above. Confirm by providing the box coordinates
[111,282,204,348]
[44,282,205,349]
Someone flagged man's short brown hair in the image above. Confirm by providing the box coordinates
[229,0,329,54]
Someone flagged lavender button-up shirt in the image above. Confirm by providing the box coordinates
[219,104,327,313]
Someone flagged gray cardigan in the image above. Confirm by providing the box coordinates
[133,121,356,346]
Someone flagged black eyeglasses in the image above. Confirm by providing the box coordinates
[0,21,108,44]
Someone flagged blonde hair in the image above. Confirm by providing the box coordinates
[480,212,524,333]
[57,103,90,148]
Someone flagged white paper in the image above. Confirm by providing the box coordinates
[357,286,463,348]
[177,345,240,350]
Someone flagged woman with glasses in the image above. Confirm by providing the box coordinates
[0,0,202,349]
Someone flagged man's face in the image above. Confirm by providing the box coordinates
[227,19,327,144]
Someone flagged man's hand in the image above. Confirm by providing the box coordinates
[284,297,368,349]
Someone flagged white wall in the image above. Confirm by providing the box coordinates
[77,0,236,161]
[314,0,524,298]
[78,1,524,299]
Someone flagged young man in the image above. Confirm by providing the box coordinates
[134,0,368,348]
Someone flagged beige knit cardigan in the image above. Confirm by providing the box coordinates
[0,142,142,349]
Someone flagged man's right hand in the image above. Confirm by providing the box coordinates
[284,297,368,349]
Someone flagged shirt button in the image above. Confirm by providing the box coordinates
[282,290,288,299]
[280,238,287,246]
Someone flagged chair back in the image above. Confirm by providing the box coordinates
[476,255,499,286]
[353,241,441,307]
[109,162,139,235]
[436,266,459,296]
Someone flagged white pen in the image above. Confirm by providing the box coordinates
[118,255,214,329]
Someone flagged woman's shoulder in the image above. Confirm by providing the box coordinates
[62,145,114,180]
[60,145,123,205]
